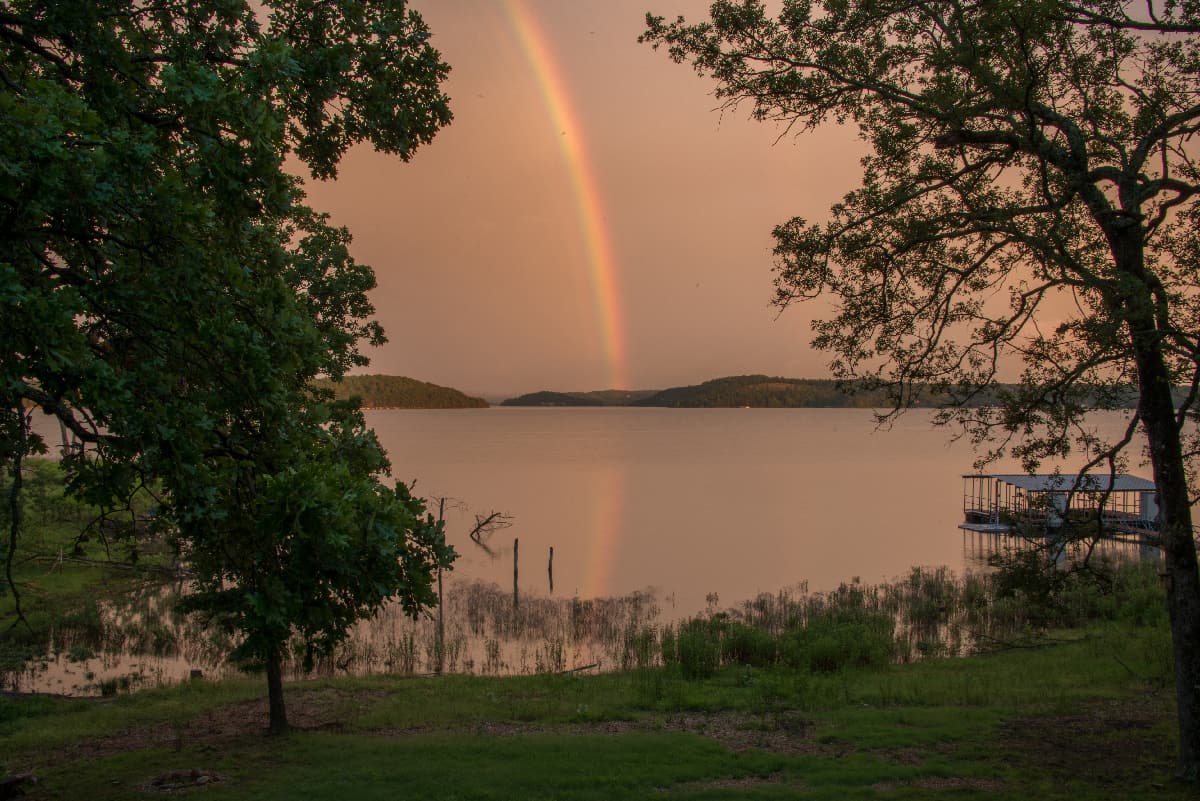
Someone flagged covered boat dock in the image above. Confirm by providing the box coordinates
[960,473,1159,542]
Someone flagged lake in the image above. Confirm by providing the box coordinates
[16,406,1147,692]
[366,406,1143,616]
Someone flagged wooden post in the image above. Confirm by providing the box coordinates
[436,498,446,675]
[548,546,554,594]
[513,537,519,611]
[436,566,445,674]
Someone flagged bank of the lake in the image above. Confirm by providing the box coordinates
[0,612,1184,800]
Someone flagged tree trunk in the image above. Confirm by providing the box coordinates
[1116,230,1200,781]
[1132,340,1200,781]
[266,650,288,736]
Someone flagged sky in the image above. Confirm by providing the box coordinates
[301,0,867,398]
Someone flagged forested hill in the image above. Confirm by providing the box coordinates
[504,375,1143,408]
[633,376,1146,408]
[499,389,660,406]
[501,376,887,407]
[634,376,887,407]
[316,375,488,409]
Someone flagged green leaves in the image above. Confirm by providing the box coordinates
[3,0,454,725]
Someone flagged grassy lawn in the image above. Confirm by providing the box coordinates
[0,618,1188,800]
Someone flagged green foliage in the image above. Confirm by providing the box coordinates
[1,0,456,729]
[315,374,488,409]
[721,621,779,667]
[988,551,1168,631]
[175,410,456,676]
[782,615,896,673]
[674,618,723,679]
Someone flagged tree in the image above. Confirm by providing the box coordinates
[643,0,1200,780]
[2,0,454,732]
[176,402,452,734]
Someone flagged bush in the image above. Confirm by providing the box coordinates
[676,619,721,679]
[659,624,678,667]
[1113,562,1168,627]
[988,548,1166,630]
[783,614,895,673]
[721,622,778,667]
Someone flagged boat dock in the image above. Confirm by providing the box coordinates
[960,473,1160,543]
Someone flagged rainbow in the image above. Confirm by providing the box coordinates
[501,2,628,599]
[578,466,623,599]
[500,0,629,392]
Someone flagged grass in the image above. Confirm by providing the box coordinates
[0,616,1189,800]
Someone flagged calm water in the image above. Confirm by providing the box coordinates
[18,406,1146,693]
[367,407,1143,616]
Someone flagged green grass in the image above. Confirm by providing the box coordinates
[0,615,1190,800]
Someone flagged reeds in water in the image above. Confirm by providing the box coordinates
[9,548,1165,695]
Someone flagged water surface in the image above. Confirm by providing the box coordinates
[368,407,1141,616]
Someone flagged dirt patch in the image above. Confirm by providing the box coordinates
[401,710,840,757]
[37,687,386,765]
[999,692,1176,786]
[141,768,229,793]
[31,688,831,768]
[656,771,792,794]
[872,776,1006,793]
[652,712,840,757]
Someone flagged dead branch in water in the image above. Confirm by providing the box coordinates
[469,511,512,558]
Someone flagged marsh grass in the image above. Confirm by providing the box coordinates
[302,579,663,679]
[11,554,1168,696]
[657,557,1167,679]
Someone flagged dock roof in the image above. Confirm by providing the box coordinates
[965,474,1157,492]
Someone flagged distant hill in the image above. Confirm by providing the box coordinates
[634,375,886,408]
[316,374,488,409]
[502,375,1149,409]
[501,376,880,408]
[500,391,602,407]
[500,389,660,407]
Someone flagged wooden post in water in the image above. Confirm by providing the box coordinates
[435,498,446,675]
[436,566,444,674]
[548,546,554,594]
[513,537,519,611]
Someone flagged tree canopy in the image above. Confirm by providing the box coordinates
[644,0,1200,780]
[2,0,454,732]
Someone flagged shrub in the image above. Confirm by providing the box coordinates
[659,624,678,667]
[721,622,778,667]
[783,614,895,673]
[1113,562,1168,627]
[676,619,721,679]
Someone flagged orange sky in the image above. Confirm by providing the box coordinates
[301,0,865,397]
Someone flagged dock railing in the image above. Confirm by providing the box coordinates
[961,474,1160,540]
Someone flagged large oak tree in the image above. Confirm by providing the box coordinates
[1,0,454,732]
[644,0,1200,780]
